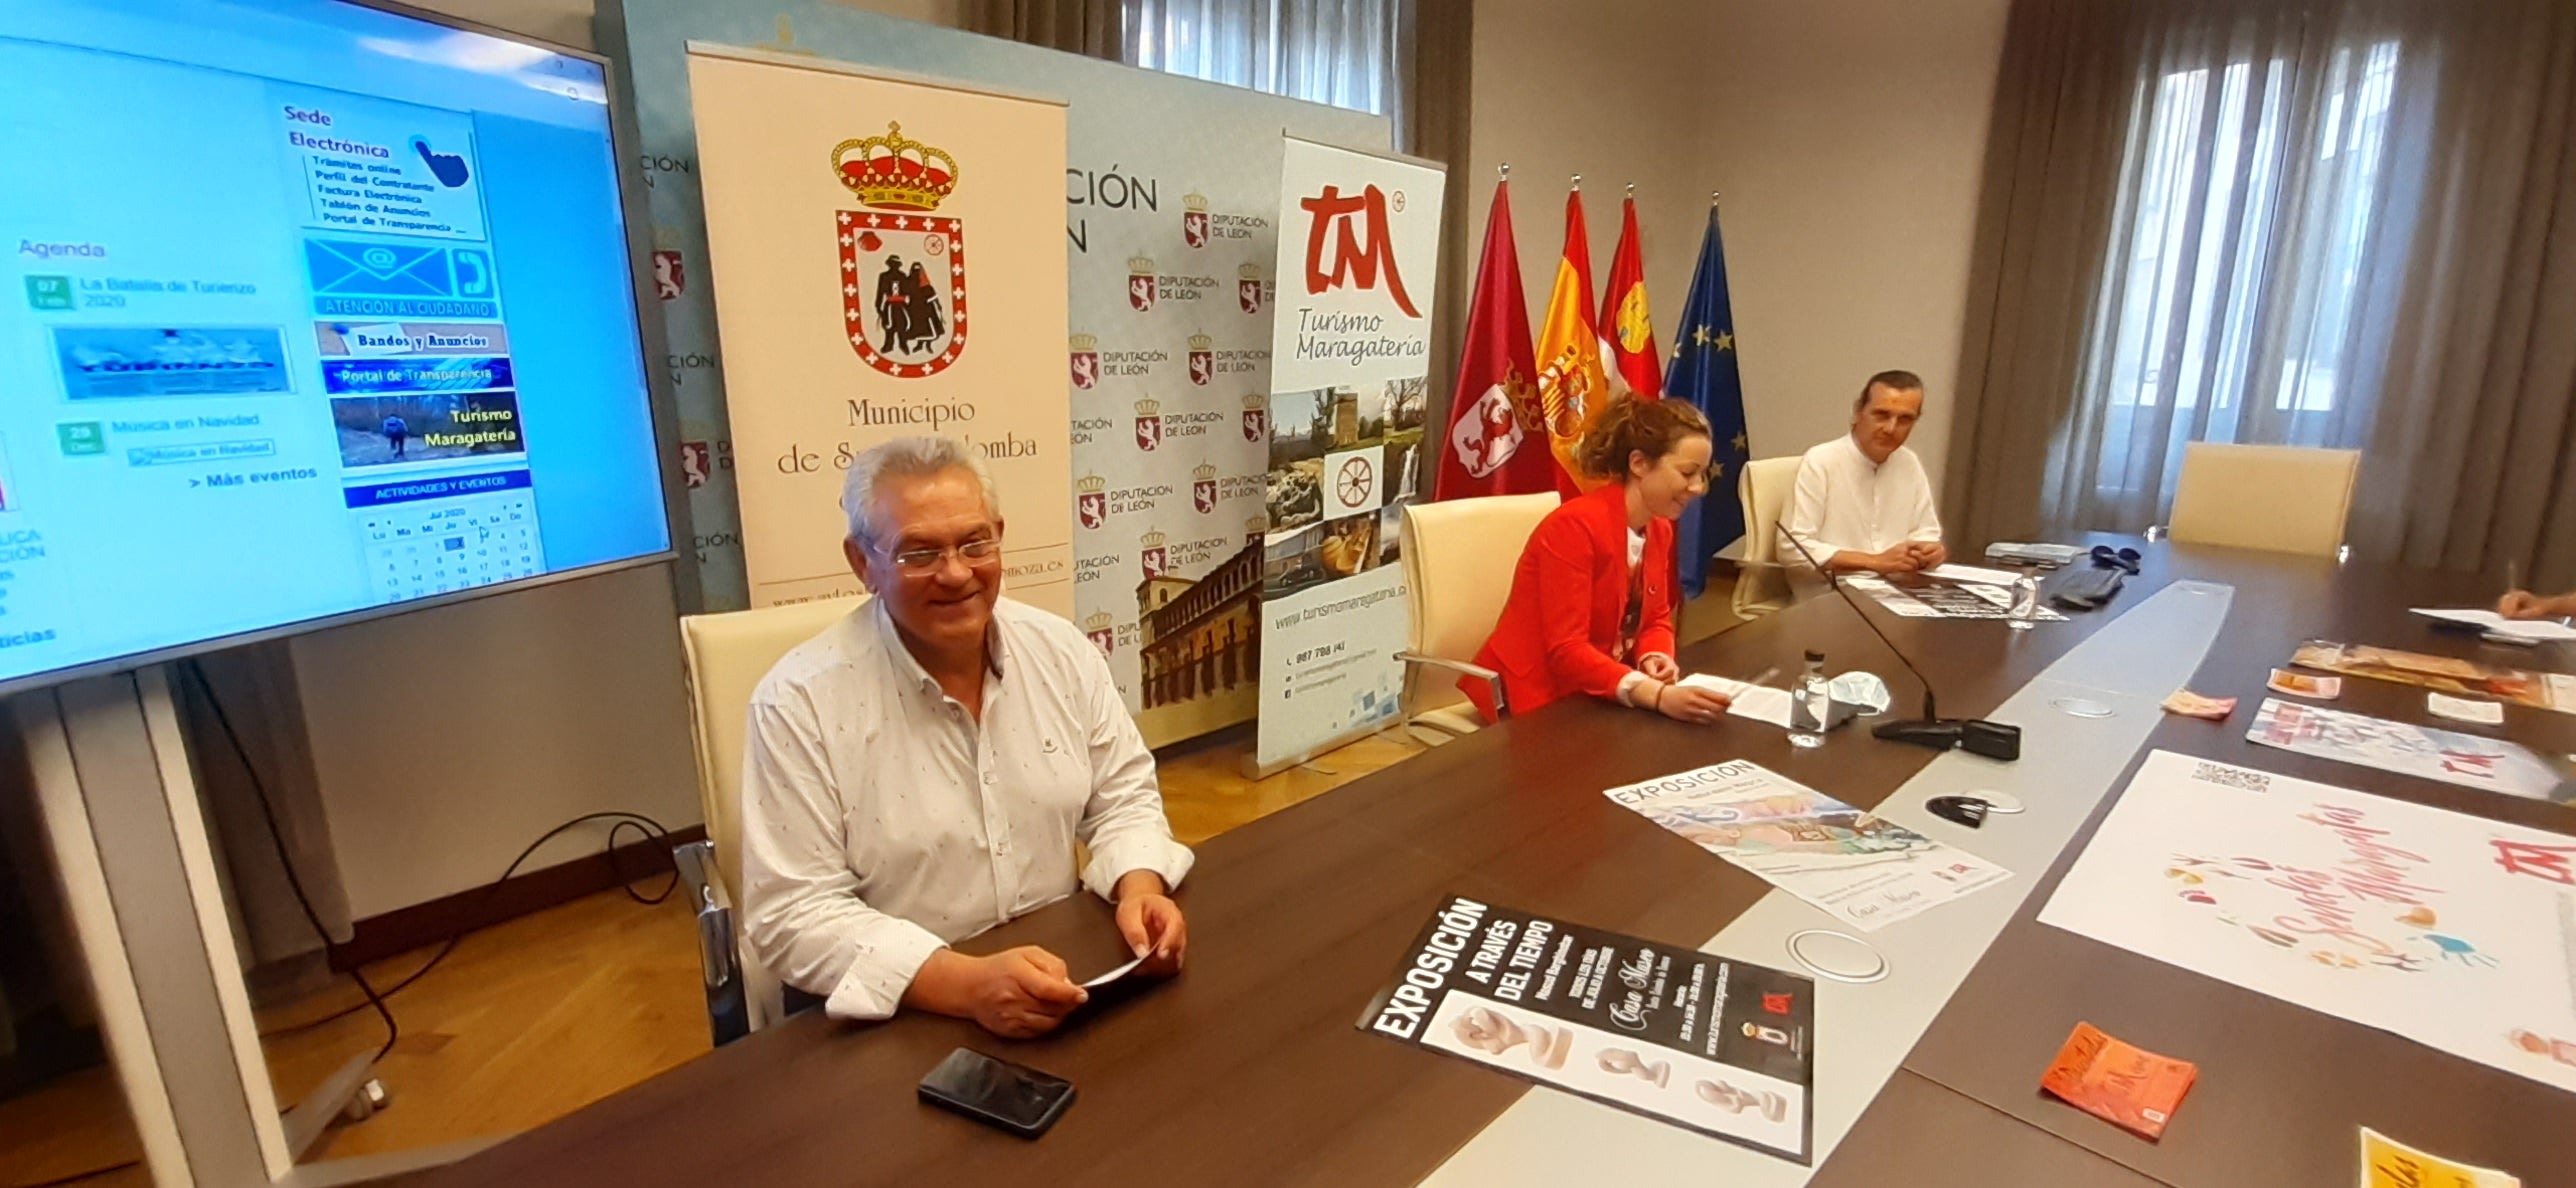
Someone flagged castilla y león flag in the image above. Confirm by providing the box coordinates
[1599,195,1662,400]
[1433,180,1551,500]
[1535,187,1608,495]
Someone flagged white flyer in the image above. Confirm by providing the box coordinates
[2040,750,2576,1095]
[1604,760,2012,932]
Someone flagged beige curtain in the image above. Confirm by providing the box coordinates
[964,0,1123,59]
[1411,0,1472,453]
[2353,3,2576,585]
[1946,0,2576,588]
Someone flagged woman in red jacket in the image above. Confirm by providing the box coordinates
[1465,395,1733,724]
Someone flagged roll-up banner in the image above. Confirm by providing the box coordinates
[1256,137,1446,773]
[686,46,1070,611]
[609,2,1387,747]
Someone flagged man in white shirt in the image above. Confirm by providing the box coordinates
[739,435,1192,1037]
[1780,370,1948,575]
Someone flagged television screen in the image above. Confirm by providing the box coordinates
[0,0,672,693]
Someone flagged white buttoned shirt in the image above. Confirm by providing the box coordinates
[737,596,1194,1021]
[1780,432,1943,566]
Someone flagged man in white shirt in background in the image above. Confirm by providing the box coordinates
[1781,370,1948,575]
[739,434,1192,1038]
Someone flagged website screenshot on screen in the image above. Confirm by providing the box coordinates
[0,0,668,686]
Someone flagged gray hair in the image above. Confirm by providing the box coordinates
[838,435,1000,545]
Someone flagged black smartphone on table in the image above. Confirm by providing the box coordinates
[918,1048,1076,1138]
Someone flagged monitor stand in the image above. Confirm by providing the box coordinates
[16,665,491,1185]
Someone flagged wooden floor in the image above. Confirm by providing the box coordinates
[2,582,1748,1183]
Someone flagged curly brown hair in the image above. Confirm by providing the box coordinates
[1576,394,1713,481]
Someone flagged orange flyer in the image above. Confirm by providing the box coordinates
[2040,1022,2197,1139]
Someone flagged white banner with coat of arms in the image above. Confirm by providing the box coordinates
[612,1,1386,747]
[1256,137,1445,772]
[684,46,1070,610]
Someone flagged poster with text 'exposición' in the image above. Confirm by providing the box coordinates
[1359,896,1817,1163]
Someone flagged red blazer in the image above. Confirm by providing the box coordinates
[1465,483,1676,721]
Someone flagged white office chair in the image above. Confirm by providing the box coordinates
[675,594,869,1039]
[1733,457,1803,618]
[1395,493,1562,741]
[2167,443,2360,558]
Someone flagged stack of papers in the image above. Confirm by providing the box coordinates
[1985,541,2087,567]
[2410,607,2576,642]
[1923,562,2023,586]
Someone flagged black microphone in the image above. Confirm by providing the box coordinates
[1772,529,2012,757]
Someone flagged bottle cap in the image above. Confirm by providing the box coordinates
[1804,650,1825,663]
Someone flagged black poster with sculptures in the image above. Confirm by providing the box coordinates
[1357,896,1816,1163]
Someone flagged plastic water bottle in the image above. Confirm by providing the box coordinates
[1789,651,1829,749]
[2008,574,2041,630]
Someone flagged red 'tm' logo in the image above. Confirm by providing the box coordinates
[1298,184,1419,317]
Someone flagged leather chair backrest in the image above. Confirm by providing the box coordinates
[2169,442,2360,557]
[1399,493,1561,714]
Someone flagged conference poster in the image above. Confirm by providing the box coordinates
[1360,896,1818,1163]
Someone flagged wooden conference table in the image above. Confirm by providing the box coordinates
[407,539,2576,1187]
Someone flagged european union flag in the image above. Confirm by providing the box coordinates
[1671,204,1750,595]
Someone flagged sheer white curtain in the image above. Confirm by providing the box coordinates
[2051,4,2431,531]
[1123,0,1412,142]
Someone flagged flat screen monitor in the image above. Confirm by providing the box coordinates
[0,0,673,696]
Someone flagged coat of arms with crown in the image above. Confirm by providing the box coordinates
[833,122,966,379]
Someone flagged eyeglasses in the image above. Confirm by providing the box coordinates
[884,537,1002,574]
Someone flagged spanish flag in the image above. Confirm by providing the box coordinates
[1536,186,1609,495]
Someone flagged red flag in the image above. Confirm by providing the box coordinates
[1599,196,1663,399]
[1536,187,1609,496]
[1433,181,1553,500]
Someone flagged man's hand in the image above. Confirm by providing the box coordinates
[1638,653,1681,682]
[1869,546,1921,575]
[1907,540,1949,569]
[1113,870,1188,976]
[906,946,1087,1039]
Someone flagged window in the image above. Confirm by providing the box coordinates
[1123,0,1410,133]
[2096,41,2400,431]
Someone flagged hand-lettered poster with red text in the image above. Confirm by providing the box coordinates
[2039,750,2576,1094]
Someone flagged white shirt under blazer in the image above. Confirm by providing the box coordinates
[738,596,1194,1020]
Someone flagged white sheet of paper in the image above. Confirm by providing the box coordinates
[2040,750,2576,1095]
[2427,692,2506,725]
[1679,674,1796,728]
[1083,956,1145,989]
[2411,607,2576,642]
[1925,563,2022,587]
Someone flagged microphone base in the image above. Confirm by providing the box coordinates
[1871,717,1965,750]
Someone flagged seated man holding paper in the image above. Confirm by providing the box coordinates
[2498,588,2576,621]
[1780,370,1947,575]
[739,435,1192,1038]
